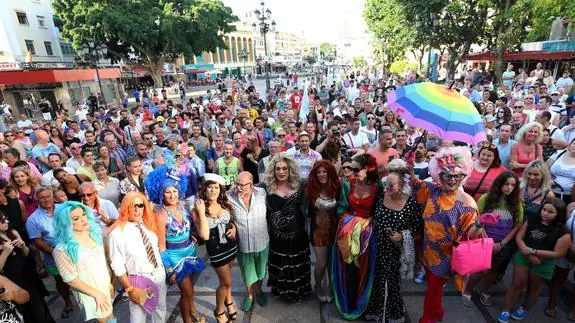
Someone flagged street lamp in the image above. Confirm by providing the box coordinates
[77,42,108,106]
[240,47,249,80]
[252,1,275,92]
[416,13,441,80]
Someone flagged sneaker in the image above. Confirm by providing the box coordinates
[497,311,510,323]
[256,291,268,307]
[511,307,529,320]
[120,291,129,302]
[414,268,425,284]
[480,293,492,306]
[241,296,254,312]
[461,292,473,306]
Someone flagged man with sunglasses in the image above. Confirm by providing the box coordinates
[3,130,27,159]
[79,182,117,228]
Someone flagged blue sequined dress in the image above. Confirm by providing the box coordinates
[162,206,205,283]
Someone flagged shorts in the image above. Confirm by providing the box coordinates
[45,263,60,276]
[513,252,556,280]
[237,246,269,286]
[492,243,516,264]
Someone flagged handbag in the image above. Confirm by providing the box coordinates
[451,234,494,276]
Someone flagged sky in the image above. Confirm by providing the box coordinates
[221,0,367,43]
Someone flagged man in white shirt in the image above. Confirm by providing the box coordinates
[536,110,566,144]
[331,96,347,118]
[42,153,76,188]
[555,70,573,94]
[108,194,167,323]
[347,80,360,104]
[343,117,369,157]
[16,114,33,134]
[75,104,88,122]
[65,142,84,170]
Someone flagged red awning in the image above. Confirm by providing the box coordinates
[0,68,121,86]
[467,50,575,62]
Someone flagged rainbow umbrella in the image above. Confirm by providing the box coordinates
[387,82,486,144]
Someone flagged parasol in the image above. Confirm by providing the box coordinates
[387,82,486,145]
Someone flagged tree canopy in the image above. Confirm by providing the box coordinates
[352,56,368,69]
[319,43,337,62]
[53,0,238,86]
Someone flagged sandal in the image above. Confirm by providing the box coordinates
[191,311,206,323]
[214,310,230,323]
[61,307,73,319]
[544,307,556,318]
[225,301,238,320]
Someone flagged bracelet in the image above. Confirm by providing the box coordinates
[530,249,537,257]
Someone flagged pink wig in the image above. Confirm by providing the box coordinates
[428,147,473,185]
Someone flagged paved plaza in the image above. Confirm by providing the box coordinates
[44,243,574,323]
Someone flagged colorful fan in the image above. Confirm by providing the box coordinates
[128,275,159,314]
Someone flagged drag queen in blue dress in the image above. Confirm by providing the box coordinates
[145,166,205,323]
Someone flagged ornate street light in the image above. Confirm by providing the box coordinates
[252,1,275,92]
[416,13,442,80]
[77,42,108,106]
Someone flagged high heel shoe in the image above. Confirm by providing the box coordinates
[214,310,230,323]
[225,301,238,321]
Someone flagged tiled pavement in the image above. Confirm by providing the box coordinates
[45,245,574,322]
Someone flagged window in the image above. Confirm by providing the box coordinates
[60,42,75,56]
[24,40,36,54]
[37,16,45,28]
[44,41,53,56]
[16,12,28,25]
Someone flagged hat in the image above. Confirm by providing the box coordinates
[165,134,178,142]
[297,131,311,140]
[157,116,165,122]
[204,173,226,186]
[485,115,496,123]
[551,90,560,95]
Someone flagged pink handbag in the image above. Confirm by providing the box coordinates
[451,237,494,276]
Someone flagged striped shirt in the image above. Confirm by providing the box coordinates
[227,187,269,253]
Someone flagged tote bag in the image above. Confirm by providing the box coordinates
[451,236,494,276]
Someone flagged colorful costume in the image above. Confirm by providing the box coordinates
[161,206,205,283]
[332,179,378,320]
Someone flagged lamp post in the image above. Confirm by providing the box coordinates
[240,47,249,80]
[416,13,440,80]
[252,1,276,92]
[77,41,108,106]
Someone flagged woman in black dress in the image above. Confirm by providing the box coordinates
[196,173,238,323]
[265,154,312,302]
[0,211,54,323]
[365,159,421,322]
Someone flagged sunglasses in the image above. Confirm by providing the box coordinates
[439,173,466,181]
[351,167,362,173]
[482,143,497,150]
[367,117,375,120]
[277,134,286,138]
[342,166,351,171]
[80,192,95,198]
[134,203,145,208]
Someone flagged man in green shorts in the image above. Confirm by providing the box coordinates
[228,172,269,312]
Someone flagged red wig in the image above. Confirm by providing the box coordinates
[305,160,339,202]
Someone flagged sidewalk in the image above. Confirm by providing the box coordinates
[44,244,574,322]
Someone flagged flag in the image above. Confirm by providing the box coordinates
[299,83,309,122]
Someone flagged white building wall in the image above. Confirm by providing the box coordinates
[0,0,75,64]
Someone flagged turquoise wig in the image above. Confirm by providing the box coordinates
[53,201,103,264]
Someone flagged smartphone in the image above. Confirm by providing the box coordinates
[388,155,395,162]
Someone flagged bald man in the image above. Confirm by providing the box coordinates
[227,172,269,311]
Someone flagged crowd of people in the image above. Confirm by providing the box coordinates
[0,63,572,323]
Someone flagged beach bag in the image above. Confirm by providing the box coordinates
[452,236,494,276]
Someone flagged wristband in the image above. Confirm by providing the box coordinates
[530,249,536,257]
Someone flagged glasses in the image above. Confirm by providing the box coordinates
[237,182,252,188]
[513,105,522,109]
[482,143,497,150]
[351,167,362,173]
[439,173,466,181]
[80,192,95,198]
[134,203,145,208]
[367,117,375,120]
[342,166,351,171]
[169,122,176,125]
[277,134,286,138]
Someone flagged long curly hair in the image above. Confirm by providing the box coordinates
[108,192,157,234]
[305,160,339,202]
[482,171,522,225]
[197,180,233,217]
[265,153,301,192]
[9,166,37,188]
[53,201,102,264]
[144,166,188,205]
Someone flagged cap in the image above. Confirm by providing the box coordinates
[204,173,226,186]
[157,116,165,122]
[551,90,560,95]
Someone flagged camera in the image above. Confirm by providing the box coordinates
[332,130,340,137]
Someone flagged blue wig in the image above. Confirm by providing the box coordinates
[145,166,188,205]
[52,201,103,264]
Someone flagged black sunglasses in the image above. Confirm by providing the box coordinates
[351,167,362,173]
[80,192,95,198]
[134,203,145,208]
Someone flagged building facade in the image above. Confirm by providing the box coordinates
[0,0,122,116]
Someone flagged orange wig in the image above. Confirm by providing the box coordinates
[107,192,157,235]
